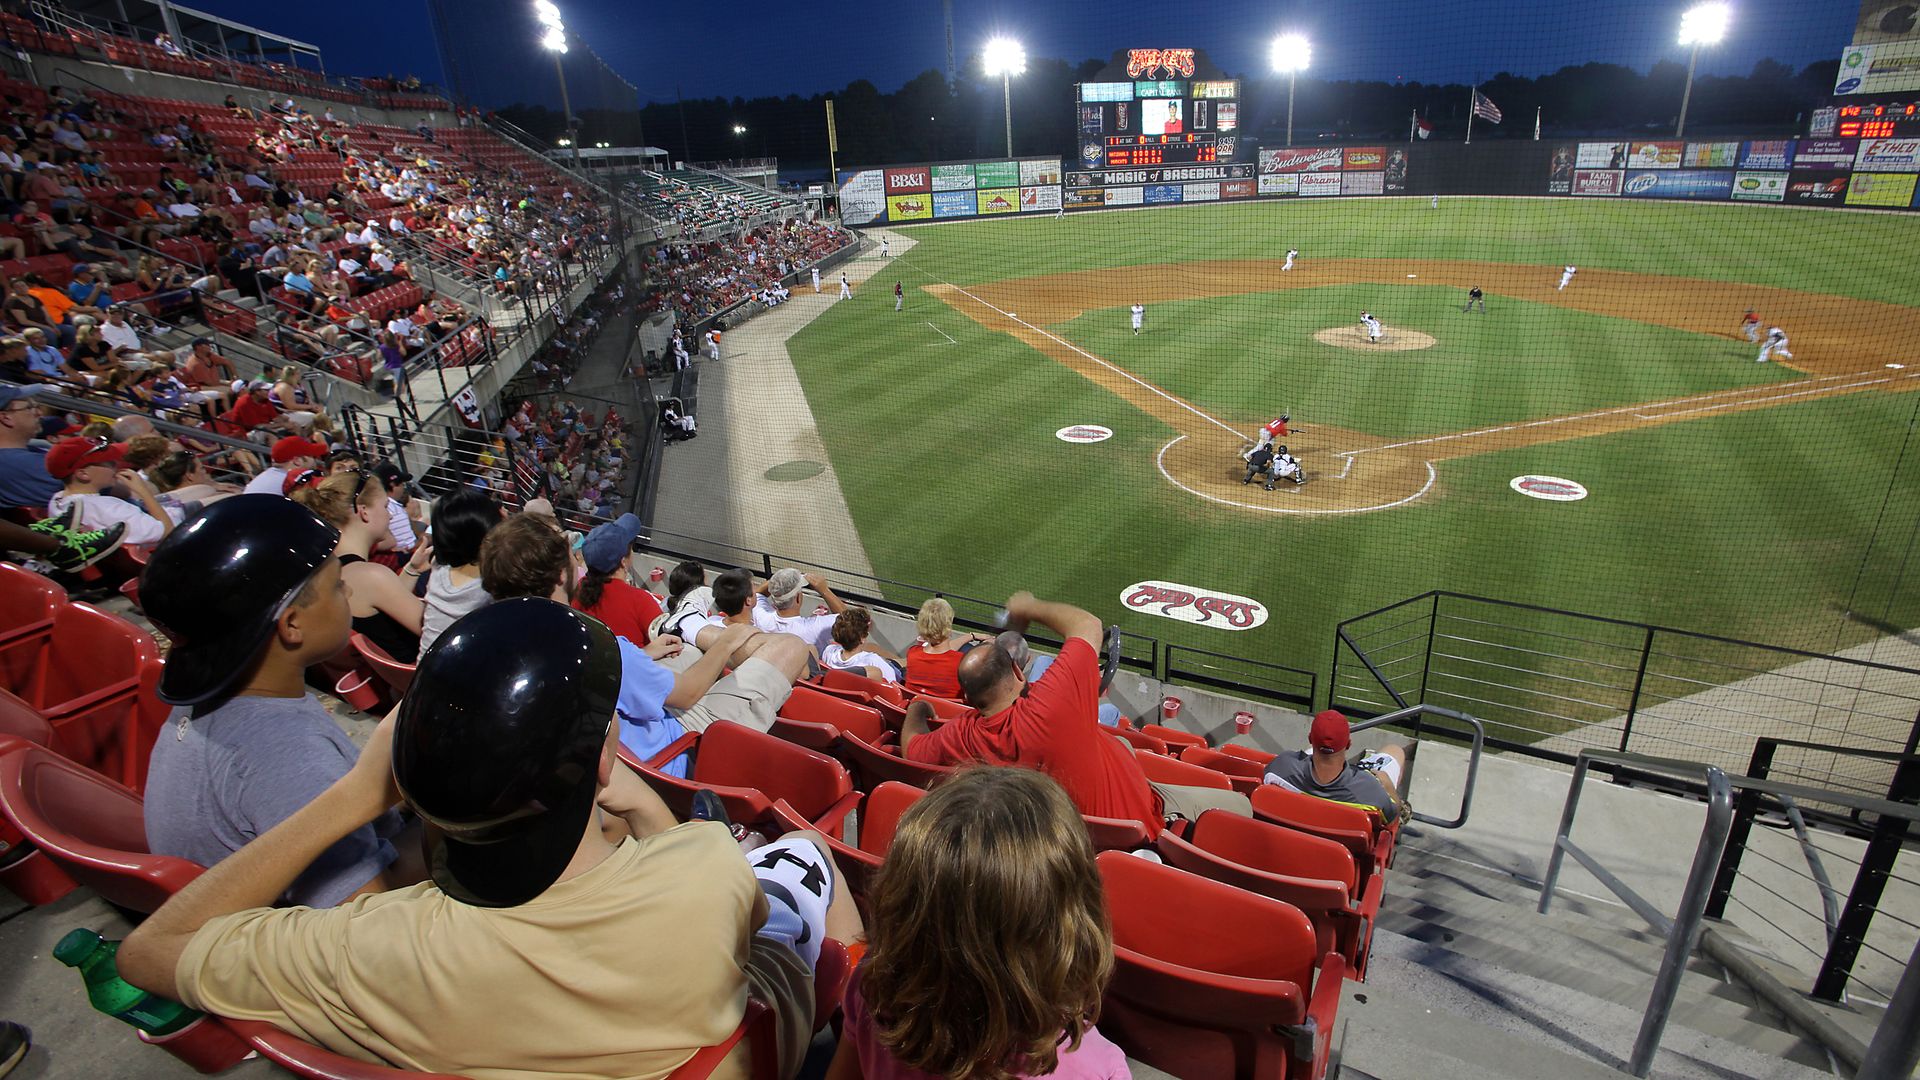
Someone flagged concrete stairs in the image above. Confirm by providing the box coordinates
[1331,836,1881,1079]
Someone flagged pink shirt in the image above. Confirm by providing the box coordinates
[841,968,1131,1080]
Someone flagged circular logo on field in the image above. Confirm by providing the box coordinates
[1056,424,1114,444]
[1510,475,1589,501]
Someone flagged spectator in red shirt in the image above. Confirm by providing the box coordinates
[217,381,282,437]
[901,593,1248,835]
[902,597,989,700]
[573,513,662,646]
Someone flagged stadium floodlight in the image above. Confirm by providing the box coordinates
[1674,3,1730,137]
[732,124,747,135]
[1270,34,1311,147]
[982,37,1026,157]
[533,1,580,169]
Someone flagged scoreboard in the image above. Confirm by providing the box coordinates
[1075,50,1240,170]
[1836,102,1920,138]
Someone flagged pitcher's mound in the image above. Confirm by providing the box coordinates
[1315,327,1437,351]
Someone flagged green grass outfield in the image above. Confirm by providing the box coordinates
[785,198,1920,694]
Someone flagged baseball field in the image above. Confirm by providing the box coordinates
[783,197,1920,692]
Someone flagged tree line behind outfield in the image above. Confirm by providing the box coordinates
[496,57,1841,175]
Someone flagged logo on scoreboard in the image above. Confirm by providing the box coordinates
[1126,48,1196,79]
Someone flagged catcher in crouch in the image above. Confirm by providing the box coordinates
[1242,444,1306,490]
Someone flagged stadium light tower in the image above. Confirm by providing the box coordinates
[1674,2,1730,138]
[983,37,1026,158]
[534,1,581,171]
[1270,34,1311,147]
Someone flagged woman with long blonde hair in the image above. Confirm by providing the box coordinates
[902,596,988,700]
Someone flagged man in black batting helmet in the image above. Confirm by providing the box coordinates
[121,598,860,1078]
[139,494,417,907]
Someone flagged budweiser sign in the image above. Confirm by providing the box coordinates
[1121,580,1268,631]
[1126,48,1196,79]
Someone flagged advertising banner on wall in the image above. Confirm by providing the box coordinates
[1627,141,1686,169]
[975,188,1018,214]
[1063,188,1106,209]
[1019,186,1062,211]
[1341,171,1385,195]
[887,193,931,221]
[1547,144,1576,193]
[1300,173,1343,196]
[1684,142,1740,167]
[1571,169,1624,195]
[1846,171,1919,205]
[1144,184,1183,204]
[1106,186,1144,206]
[1066,164,1254,186]
[1785,170,1851,203]
[931,164,976,191]
[838,170,886,225]
[1730,171,1789,201]
[1342,146,1387,170]
[1835,41,1920,95]
[1795,139,1859,169]
[883,166,931,194]
[1222,179,1257,198]
[1258,173,1299,195]
[1577,142,1631,168]
[1385,149,1410,192]
[1019,158,1064,186]
[1623,169,1734,198]
[1183,182,1221,201]
[1738,140,1796,170]
[1856,138,1920,170]
[931,191,974,218]
[974,161,1020,189]
[1260,147,1344,172]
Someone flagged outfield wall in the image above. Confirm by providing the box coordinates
[839,135,1920,221]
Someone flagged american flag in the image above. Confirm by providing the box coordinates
[1472,91,1503,124]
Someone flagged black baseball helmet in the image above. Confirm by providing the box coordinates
[1277,445,1289,455]
[1280,412,1290,422]
[394,598,621,908]
[140,495,339,707]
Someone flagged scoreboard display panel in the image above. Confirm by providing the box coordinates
[1836,102,1920,138]
[1076,51,1239,170]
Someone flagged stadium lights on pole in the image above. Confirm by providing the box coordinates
[1674,2,1730,138]
[534,1,582,171]
[732,124,747,135]
[983,37,1026,158]
[1270,34,1311,147]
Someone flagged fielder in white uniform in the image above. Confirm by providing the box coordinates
[881,236,890,257]
[1130,303,1144,335]
[1361,312,1383,342]
[1271,447,1305,485]
[1282,248,1298,271]
[1758,327,1793,363]
[838,272,852,300]
[1558,265,1577,291]
[811,267,821,293]
[1431,194,1439,209]
[706,330,720,361]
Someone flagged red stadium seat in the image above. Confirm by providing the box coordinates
[1110,726,1170,755]
[0,732,78,905]
[1142,723,1208,751]
[837,731,956,792]
[1180,745,1265,794]
[774,685,885,749]
[1133,748,1234,792]
[1218,742,1273,765]
[1159,809,1382,978]
[1083,814,1152,852]
[625,721,858,840]
[1097,851,1344,1080]
[2,604,160,789]
[819,667,904,707]
[913,694,972,721]
[659,999,775,1080]
[217,1019,467,1080]
[1250,785,1397,875]
[0,561,64,651]
[350,633,416,696]
[0,737,203,913]
[822,781,926,909]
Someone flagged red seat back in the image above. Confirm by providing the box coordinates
[1111,726,1169,755]
[913,694,971,721]
[29,602,158,710]
[1132,748,1233,791]
[1083,814,1151,851]
[778,685,884,745]
[1218,742,1272,764]
[859,781,925,858]
[351,633,416,694]
[838,732,955,791]
[820,667,903,706]
[1251,785,1379,851]
[218,1018,470,1079]
[0,562,63,644]
[693,721,853,824]
[1142,723,1207,750]
[1182,745,1267,781]
[0,739,202,912]
[1191,809,1358,896]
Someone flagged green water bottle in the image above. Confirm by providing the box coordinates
[52,929,200,1037]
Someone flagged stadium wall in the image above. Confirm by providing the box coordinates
[838,136,1920,221]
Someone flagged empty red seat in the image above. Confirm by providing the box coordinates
[626,721,858,839]
[1159,809,1382,978]
[350,633,415,696]
[838,730,956,792]
[1142,723,1207,750]
[1133,748,1234,792]
[821,780,925,907]
[1097,850,1344,1079]
[773,684,884,752]
[2,604,160,789]
[1110,726,1169,755]
[818,667,904,707]
[1180,745,1266,794]
[1251,785,1397,876]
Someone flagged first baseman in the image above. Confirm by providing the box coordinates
[1758,327,1793,363]
[1130,303,1145,335]
[1558,265,1577,291]
[1462,286,1485,314]
[881,236,891,257]
[838,272,852,300]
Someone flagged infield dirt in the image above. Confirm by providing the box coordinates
[924,258,1920,515]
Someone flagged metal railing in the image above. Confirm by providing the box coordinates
[1540,747,1920,1078]
[1350,704,1484,830]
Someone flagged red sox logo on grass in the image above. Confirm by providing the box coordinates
[1122,580,1268,630]
[1509,475,1589,501]
[1055,424,1113,443]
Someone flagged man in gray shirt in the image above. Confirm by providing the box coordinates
[1263,710,1408,824]
[139,495,417,907]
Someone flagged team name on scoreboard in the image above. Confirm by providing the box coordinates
[1066,163,1254,186]
[1126,49,1196,79]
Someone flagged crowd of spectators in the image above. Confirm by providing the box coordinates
[641,218,848,324]
[501,397,636,524]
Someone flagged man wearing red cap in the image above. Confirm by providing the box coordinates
[1263,710,1409,823]
[45,436,177,547]
[243,433,328,495]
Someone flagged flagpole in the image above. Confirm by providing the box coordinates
[1534,106,1541,140]
[1410,108,1416,143]
[1465,84,1475,145]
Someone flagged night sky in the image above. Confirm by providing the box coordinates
[178,0,1864,103]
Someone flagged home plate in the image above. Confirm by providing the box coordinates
[1890,363,1906,370]
[1406,274,1417,278]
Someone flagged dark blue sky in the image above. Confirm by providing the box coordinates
[181,0,1863,103]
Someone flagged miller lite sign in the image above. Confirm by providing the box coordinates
[1121,580,1268,631]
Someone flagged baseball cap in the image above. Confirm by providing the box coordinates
[370,461,411,488]
[44,436,124,479]
[394,598,620,908]
[0,383,47,409]
[270,435,328,463]
[141,495,339,706]
[766,567,806,607]
[70,263,91,274]
[281,467,324,495]
[1309,709,1353,753]
[578,512,642,574]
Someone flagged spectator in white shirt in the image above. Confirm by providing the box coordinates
[750,567,848,653]
[819,607,903,684]
[242,435,328,496]
[45,437,177,547]
[371,461,421,554]
[99,307,142,356]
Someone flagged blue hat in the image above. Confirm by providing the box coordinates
[0,383,47,408]
[579,513,642,573]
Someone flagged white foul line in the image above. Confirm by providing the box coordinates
[1632,374,1913,419]
[904,259,1250,441]
[1157,436,1436,516]
[925,321,957,345]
